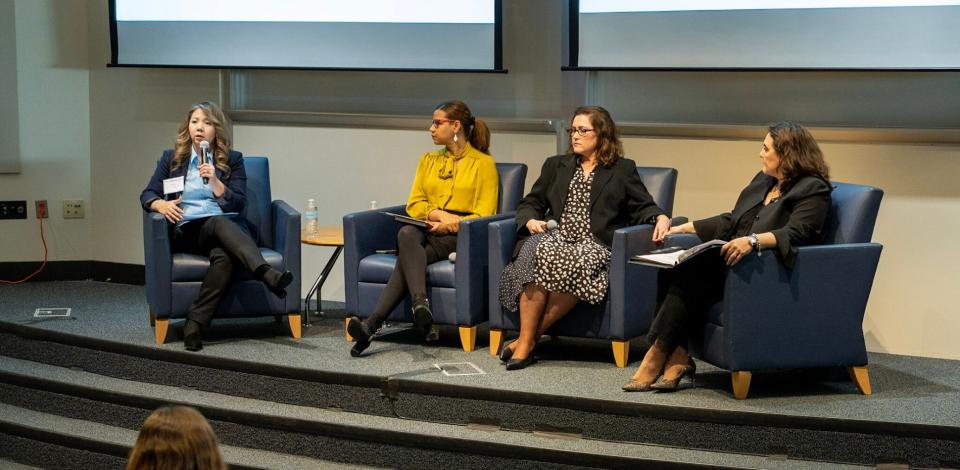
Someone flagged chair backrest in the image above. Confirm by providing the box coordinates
[824,181,883,244]
[240,156,272,247]
[636,166,678,217]
[496,162,528,213]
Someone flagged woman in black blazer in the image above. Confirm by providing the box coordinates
[140,102,292,352]
[497,106,671,370]
[623,121,832,391]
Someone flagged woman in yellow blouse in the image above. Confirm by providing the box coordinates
[348,100,499,356]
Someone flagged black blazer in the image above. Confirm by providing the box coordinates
[513,154,665,258]
[694,171,831,268]
[139,149,247,214]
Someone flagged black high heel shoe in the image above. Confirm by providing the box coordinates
[650,359,697,391]
[505,354,537,371]
[347,317,375,357]
[411,298,433,332]
[498,339,517,363]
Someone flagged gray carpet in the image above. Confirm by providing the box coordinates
[2,281,959,429]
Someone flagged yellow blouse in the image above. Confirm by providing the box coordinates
[406,142,499,221]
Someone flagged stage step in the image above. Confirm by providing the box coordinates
[0,330,954,468]
[0,355,864,470]
[0,403,376,470]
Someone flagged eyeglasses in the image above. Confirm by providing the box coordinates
[431,119,458,127]
[566,127,595,137]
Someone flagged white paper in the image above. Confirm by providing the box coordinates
[162,176,184,195]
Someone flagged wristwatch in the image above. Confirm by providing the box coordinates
[748,233,761,256]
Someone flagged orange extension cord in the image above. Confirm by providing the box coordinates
[0,217,48,285]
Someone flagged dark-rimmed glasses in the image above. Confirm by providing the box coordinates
[566,127,595,136]
[431,119,458,127]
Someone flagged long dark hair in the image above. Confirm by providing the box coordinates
[171,102,231,176]
[435,100,491,154]
[768,121,830,192]
[568,106,623,167]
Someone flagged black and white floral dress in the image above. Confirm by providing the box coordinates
[499,166,611,311]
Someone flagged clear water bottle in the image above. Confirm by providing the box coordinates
[304,198,319,238]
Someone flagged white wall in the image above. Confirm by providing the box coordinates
[233,124,556,304]
[0,0,92,263]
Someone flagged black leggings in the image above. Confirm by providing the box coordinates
[647,253,727,351]
[366,225,457,325]
[172,216,269,325]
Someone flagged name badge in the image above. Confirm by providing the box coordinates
[163,176,185,195]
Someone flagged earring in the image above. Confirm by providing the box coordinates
[453,134,458,143]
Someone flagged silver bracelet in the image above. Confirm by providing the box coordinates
[749,233,761,256]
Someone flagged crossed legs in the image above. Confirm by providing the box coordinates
[506,283,579,363]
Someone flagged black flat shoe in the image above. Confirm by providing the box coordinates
[505,354,537,371]
[411,299,433,332]
[347,317,374,357]
[263,269,293,299]
[498,339,517,363]
[651,359,696,391]
[184,332,203,352]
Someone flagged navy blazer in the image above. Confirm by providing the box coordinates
[693,171,831,269]
[513,154,665,258]
[140,149,247,214]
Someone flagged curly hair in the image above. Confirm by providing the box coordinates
[567,106,623,167]
[171,102,231,176]
[126,405,226,470]
[767,122,830,192]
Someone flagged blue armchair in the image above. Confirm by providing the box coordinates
[342,162,528,352]
[488,166,678,367]
[665,182,883,399]
[143,156,301,345]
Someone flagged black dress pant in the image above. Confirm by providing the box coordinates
[172,216,268,326]
[366,225,458,326]
[647,252,728,351]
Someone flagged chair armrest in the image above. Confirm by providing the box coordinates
[721,243,883,371]
[453,212,515,325]
[342,204,406,314]
[608,224,661,338]
[487,218,517,326]
[272,200,301,312]
[143,212,172,317]
[662,233,703,250]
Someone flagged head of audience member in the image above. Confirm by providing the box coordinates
[762,121,830,191]
[431,100,491,154]
[126,405,226,470]
[172,101,231,174]
[567,106,623,168]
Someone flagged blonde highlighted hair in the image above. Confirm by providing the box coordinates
[171,102,231,176]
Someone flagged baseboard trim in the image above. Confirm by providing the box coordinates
[0,261,144,285]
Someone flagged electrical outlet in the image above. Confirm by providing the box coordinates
[0,201,28,219]
[36,200,48,218]
[63,199,85,219]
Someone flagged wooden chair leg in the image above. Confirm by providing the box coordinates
[731,371,752,400]
[154,319,169,346]
[345,318,354,342]
[611,340,629,368]
[149,312,156,327]
[848,366,872,395]
[459,326,477,353]
[489,329,504,356]
[287,314,302,339]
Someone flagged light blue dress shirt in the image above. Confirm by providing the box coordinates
[178,147,224,226]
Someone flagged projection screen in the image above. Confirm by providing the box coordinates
[110,0,502,71]
[572,0,960,69]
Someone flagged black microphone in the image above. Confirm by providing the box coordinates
[199,140,210,184]
[545,219,558,231]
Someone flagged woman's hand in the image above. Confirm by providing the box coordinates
[427,220,459,235]
[666,221,695,236]
[429,209,461,225]
[198,162,225,197]
[525,219,548,234]
[720,237,754,266]
[151,197,183,224]
[651,215,672,244]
